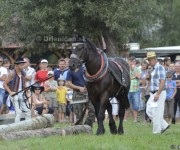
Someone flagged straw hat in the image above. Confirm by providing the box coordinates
[146,51,156,60]
[175,55,180,61]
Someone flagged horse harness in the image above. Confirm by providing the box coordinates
[83,48,109,83]
[83,49,126,89]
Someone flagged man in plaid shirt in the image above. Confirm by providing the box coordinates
[146,51,169,134]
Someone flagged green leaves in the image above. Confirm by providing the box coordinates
[1,0,177,55]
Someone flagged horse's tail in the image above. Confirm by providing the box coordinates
[121,87,130,109]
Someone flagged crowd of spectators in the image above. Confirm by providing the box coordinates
[0,53,179,129]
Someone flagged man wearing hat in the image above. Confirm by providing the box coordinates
[145,52,169,134]
[3,58,31,122]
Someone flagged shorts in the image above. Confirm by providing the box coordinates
[128,90,140,111]
[57,103,66,113]
[68,104,73,112]
[35,106,54,115]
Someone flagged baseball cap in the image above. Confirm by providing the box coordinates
[41,59,48,63]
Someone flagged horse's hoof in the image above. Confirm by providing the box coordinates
[118,128,124,135]
[110,129,117,134]
[109,122,117,134]
[118,131,124,135]
[109,126,117,134]
[96,128,105,135]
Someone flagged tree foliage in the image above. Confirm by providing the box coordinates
[0,0,178,56]
[157,0,180,46]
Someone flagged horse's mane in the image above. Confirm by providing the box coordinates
[85,38,97,52]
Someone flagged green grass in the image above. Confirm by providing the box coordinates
[0,120,179,150]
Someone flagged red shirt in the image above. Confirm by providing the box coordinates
[35,70,48,85]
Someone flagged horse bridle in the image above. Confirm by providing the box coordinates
[71,42,96,65]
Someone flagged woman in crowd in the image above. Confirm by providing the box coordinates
[31,83,54,117]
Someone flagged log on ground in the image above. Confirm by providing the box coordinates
[0,125,92,141]
[0,114,55,134]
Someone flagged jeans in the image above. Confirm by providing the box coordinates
[0,88,5,107]
[128,90,140,111]
[10,93,31,123]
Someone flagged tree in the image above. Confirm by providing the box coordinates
[157,0,180,46]
[0,0,161,56]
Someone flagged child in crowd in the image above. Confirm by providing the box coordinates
[66,88,74,124]
[165,71,177,123]
[56,76,67,123]
[31,83,54,117]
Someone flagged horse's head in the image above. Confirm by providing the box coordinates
[69,36,87,71]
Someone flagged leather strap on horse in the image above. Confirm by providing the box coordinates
[74,101,89,125]
[108,60,127,91]
[84,49,109,83]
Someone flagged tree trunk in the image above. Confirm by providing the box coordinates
[0,114,55,134]
[0,125,92,141]
[101,32,119,57]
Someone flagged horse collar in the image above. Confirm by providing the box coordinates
[84,49,108,83]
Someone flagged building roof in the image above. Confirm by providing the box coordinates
[130,46,180,58]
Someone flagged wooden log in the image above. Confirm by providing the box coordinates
[0,114,55,134]
[0,125,92,141]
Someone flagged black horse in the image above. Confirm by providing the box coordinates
[69,37,130,135]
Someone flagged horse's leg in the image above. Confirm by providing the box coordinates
[95,93,110,135]
[91,100,101,131]
[106,101,117,134]
[117,86,130,135]
[118,93,129,134]
[118,104,125,134]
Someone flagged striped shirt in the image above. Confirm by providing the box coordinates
[150,63,166,91]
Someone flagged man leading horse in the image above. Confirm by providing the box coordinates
[69,35,130,135]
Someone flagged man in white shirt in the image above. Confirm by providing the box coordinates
[0,56,8,108]
[23,58,36,87]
